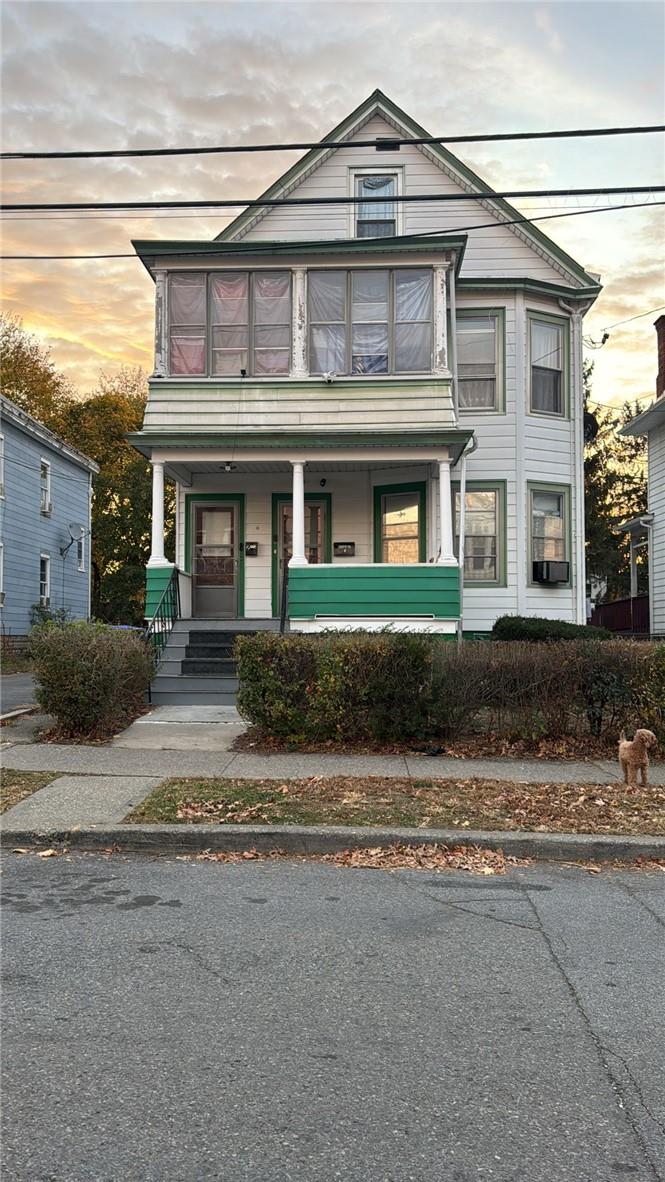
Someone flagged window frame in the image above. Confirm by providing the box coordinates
[456,307,506,414]
[39,553,51,607]
[527,481,572,586]
[373,480,427,564]
[452,480,506,587]
[527,310,570,419]
[167,270,293,379]
[349,167,403,239]
[0,433,4,498]
[308,267,434,376]
[77,533,85,573]
[39,459,52,514]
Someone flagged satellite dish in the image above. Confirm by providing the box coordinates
[67,523,85,541]
[584,411,599,443]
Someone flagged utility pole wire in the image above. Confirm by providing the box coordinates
[2,185,664,214]
[2,124,664,160]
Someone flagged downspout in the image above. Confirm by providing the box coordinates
[447,266,459,421]
[559,298,594,625]
[88,470,93,621]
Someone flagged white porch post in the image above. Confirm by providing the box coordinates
[437,458,456,564]
[433,263,449,375]
[629,534,638,599]
[289,461,308,567]
[153,269,168,378]
[147,461,167,566]
[291,268,308,378]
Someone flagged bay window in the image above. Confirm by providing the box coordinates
[457,310,503,411]
[169,271,291,377]
[309,269,433,375]
[454,485,503,583]
[529,314,567,416]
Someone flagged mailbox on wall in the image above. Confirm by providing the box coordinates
[244,541,259,557]
[333,542,356,557]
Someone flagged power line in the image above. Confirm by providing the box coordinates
[2,185,664,214]
[3,123,664,161]
[603,305,665,330]
[2,199,663,261]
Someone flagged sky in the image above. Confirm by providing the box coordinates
[1,0,664,409]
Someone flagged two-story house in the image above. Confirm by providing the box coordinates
[130,91,601,702]
[0,395,98,639]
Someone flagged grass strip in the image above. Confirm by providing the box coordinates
[1,770,61,814]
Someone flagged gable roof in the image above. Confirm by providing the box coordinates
[216,89,599,290]
[0,395,99,474]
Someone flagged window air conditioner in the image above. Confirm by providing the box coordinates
[532,560,569,584]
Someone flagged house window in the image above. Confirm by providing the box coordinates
[39,554,50,606]
[40,460,51,514]
[457,311,503,411]
[0,434,4,497]
[373,482,426,563]
[454,486,502,583]
[309,269,432,375]
[168,271,291,377]
[529,315,566,416]
[354,173,398,238]
[530,487,568,564]
[77,534,85,572]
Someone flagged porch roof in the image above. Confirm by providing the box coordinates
[128,428,474,464]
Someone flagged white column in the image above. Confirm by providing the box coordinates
[437,458,456,565]
[291,268,308,378]
[433,263,449,375]
[289,461,308,567]
[629,535,638,599]
[147,461,167,566]
[153,269,168,378]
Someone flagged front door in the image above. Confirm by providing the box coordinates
[192,503,239,618]
[275,498,328,614]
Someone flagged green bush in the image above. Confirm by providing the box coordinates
[492,615,611,641]
[236,632,661,746]
[30,621,153,738]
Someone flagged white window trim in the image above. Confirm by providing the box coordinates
[40,458,52,514]
[527,483,571,585]
[39,552,51,606]
[456,308,506,415]
[348,167,404,239]
[527,311,569,419]
[452,482,505,586]
[77,533,85,572]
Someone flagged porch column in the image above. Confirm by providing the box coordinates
[433,263,449,375]
[147,461,167,566]
[153,269,168,378]
[629,533,638,599]
[291,268,308,377]
[289,461,308,567]
[437,458,456,565]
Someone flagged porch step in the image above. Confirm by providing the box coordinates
[151,675,239,693]
[185,643,235,659]
[171,618,279,633]
[150,618,277,706]
[186,630,256,648]
[181,658,237,676]
[150,690,238,706]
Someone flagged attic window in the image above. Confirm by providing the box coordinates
[354,173,398,238]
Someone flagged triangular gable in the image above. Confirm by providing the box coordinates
[217,89,596,289]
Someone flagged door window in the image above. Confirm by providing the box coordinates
[380,491,421,563]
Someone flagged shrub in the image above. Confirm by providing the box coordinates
[30,620,153,738]
[492,615,611,642]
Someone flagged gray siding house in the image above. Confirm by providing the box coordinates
[0,396,99,638]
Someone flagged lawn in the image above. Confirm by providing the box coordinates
[126,775,665,836]
[1,770,60,814]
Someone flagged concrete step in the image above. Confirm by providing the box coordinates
[172,618,279,634]
[149,690,238,705]
[186,631,253,648]
[151,675,239,694]
[181,658,237,676]
[185,643,235,659]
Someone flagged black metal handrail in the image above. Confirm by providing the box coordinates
[146,567,181,661]
[279,562,289,634]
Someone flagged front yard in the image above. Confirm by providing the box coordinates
[127,774,665,836]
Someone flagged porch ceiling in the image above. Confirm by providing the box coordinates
[166,458,445,482]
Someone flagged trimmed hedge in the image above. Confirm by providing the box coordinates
[236,632,665,745]
[31,621,153,738]
[492,615,611,641]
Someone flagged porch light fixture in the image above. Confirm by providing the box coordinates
[222,463,237,472]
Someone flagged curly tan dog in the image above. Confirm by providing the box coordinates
[618,729,657,786]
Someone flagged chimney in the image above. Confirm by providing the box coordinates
[656,315,665,399]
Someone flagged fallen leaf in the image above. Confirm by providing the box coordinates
[11,847,29,854]
[36,848,58,858]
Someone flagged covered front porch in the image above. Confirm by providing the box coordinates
[143,432,472,634]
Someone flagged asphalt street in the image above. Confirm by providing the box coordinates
[1,853,664,1182]
[0,673,36,713]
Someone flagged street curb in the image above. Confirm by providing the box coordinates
[1,823,664,862]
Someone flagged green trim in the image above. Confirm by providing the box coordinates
[215,88,598,288]
[458,277,600,301]
[288,563,460,620]
[271,492,332,616]
[128,428,473,461]
[144,565,175,619]
[527,308,571,420]
[373,481,427,564]
[526,481,572,589]
[184,493,246,616]
[455,307,506,415]
[451,479,507,587]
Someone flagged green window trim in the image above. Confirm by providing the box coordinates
[452,480,507,587]
[455,307,506,415]
[271,492,332,616]
[373,481,427,564]
[526,481,572,588]
[184,493,246,616]
[526,309,570,420]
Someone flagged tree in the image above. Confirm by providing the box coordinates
[0,313,74,427]
[584,361,648,601]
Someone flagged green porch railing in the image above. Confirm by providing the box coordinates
[145,566,181,660]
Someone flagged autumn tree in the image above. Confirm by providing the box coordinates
[584,362,648,601]
[0,313,74,428]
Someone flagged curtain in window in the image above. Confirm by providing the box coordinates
[211,273,248,375]
[531,322,563,414]
[454,489,498,580]
[394,270,432,372]
[356,176,395,221]
[532,491,565,560]
[170,274,206,324]
[170,274,206,374]
[309,272,347,373]
[253,272,290,374]
[457,316,497,409]
[352,271,389,373]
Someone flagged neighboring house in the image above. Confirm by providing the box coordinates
[130,90,601,653]
[618,315,665,637]
[0,396,99,637]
